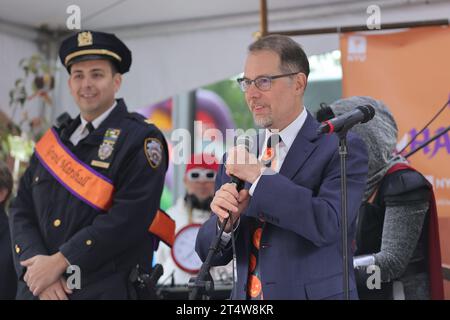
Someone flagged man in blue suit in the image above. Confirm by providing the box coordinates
[195,35,368,300]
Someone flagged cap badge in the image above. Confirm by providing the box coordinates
[78,31,93,47]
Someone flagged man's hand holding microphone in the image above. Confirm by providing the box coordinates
[210,137,266,232]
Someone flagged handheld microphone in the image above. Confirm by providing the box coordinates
[317,105,375,134]
[230,135,251,192]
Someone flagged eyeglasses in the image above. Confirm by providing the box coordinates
[236,72,300,92]
[186,169,217,182]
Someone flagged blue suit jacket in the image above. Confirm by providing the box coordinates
[196,112,368,300]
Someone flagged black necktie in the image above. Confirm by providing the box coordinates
[267,133,281,149]
[86,122,95,134]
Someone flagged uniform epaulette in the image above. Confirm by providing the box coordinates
[127,112,155,128]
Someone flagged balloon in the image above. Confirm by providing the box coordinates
[137,89,236,136]
[138,89,236,192]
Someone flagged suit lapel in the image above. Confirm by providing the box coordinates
[279,112,320,179]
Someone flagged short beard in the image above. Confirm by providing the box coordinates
[253,114,273,128]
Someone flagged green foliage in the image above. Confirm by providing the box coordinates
[10,54,55,108]
[203,77,254,130]
[7,54,55,147]
[0,120,21,163]
[7,135,35,162]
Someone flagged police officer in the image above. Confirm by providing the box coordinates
[9,31,168,300]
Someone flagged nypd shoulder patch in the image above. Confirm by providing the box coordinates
[144,138,163,169]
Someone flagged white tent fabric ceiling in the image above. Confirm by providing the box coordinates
[0,0,380,30]
[1,0,449,121]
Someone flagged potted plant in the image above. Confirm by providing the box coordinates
[3,54,55,193]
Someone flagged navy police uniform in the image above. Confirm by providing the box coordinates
[9,31,168,299]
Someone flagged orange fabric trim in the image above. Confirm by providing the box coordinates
[35,129,114,211]
[262,147,273,162]
[248,275,262,298]
[148,209,175,247]
[252,228,262,250]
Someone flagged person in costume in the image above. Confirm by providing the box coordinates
[329,96,444,300]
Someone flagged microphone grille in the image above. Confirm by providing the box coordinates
[357,105,376,123]
[236,135,252,151]
[316,103,335,122]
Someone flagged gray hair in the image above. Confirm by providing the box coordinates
[249,34,310,77]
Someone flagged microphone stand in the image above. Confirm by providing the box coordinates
[188,216,230,300]
[189,137,249,300]
[336,128,351,300]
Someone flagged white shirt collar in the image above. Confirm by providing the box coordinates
[264,107,308,150]
[80,101,117,131]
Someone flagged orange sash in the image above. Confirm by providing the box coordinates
[35,129,114,211]
[36,128,175,247]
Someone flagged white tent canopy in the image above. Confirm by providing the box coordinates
[1,0,450,122]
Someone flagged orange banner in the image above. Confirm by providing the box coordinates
[35,129,114,211]
[341,26,450,298]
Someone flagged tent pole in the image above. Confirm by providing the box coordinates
[259,0,268,37]
[265,19,448,36]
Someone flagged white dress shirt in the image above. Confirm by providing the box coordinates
[249,107,308,195]
[69,101,117,146]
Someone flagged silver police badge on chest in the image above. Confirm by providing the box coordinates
[98,128,121,160]
[98,143,113,160]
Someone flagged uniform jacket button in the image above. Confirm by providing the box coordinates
[85,240,93,246]
[15,245,21,254]
[53,219,61,227]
